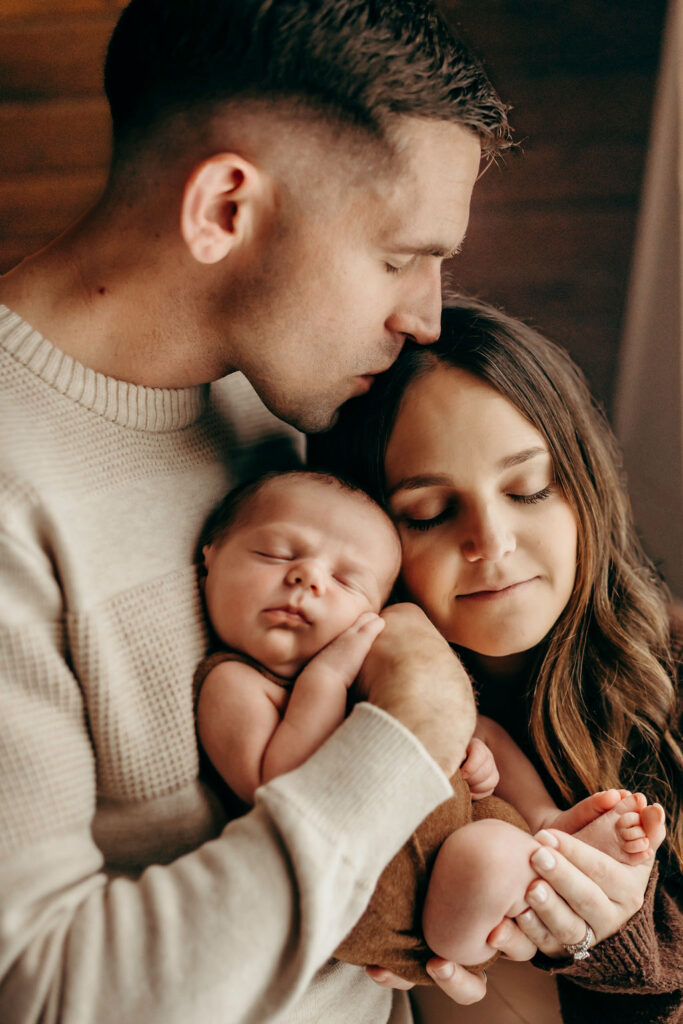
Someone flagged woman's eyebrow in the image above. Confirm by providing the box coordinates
[388,473,452,497]
[497,446,548,470]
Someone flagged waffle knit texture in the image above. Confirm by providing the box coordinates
[0,305,454,1024]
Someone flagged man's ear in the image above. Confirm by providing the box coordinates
[180,153,266,265]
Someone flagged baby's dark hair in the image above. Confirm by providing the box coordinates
[104,0,510,164]
[198,468,397,556]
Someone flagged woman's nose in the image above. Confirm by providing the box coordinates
[461,507,515,563]
[285,560,326,594]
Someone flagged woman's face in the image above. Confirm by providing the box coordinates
[385,364,578,660]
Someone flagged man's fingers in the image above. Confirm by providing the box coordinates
[364,966,414,990]
[425,959,488,1005]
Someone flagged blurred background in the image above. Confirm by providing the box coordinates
[0,0,680,592]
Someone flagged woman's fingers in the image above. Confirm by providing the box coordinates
[487,917,537,961]
[425,959,488,1005]
[515,904,568,957]
[526,829,657,945]
[522,878,592,954]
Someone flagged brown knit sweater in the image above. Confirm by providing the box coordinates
[532,613,683,1024]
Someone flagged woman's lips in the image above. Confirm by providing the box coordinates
[456,578,536,602]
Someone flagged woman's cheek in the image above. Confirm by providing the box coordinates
[400,547,444,620]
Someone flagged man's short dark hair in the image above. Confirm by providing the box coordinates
[105,0,510,163]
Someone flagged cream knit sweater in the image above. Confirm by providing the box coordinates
[0,305,453,1024]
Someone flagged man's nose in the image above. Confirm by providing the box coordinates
[386,262,442,346]
[461,505,516,563]
[285,560,326,594]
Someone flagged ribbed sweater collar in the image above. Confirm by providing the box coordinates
[0,305,208,432]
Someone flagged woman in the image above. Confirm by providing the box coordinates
[308,297,682,1022]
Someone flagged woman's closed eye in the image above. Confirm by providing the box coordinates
[394,500,454,532]
[508,485,554,505]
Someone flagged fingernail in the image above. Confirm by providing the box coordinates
[528,882,549,904]
[488,921,511,949]
[535,829,559,848]
[428,961,454,981]
[532,847,556,871]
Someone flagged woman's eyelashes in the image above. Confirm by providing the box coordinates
[509,485,554,505]
[400,508,451,532]
[394,485,556,532]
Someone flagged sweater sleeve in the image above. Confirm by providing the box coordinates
[0,525,453,1024]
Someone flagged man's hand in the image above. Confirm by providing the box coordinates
[356,603,476,778]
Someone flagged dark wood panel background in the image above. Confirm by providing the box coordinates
[0,0,668,411]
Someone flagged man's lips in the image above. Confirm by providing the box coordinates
[263,605,312,626]
[456,578,536,601]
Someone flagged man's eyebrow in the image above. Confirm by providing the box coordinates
[394,239,465,260]
[497,446,548,470]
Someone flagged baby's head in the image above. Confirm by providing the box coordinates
[201,470,401,678]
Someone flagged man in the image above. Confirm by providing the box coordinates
[0,2,512,1020]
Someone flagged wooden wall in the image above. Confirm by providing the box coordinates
[0,0,668,410]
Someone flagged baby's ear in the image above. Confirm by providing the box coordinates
[197,543,214,586]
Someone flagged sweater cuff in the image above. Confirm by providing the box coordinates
[257,702,453,872]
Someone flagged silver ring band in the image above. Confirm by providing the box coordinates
[562,924,593,961]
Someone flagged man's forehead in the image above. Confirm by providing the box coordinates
[368,120,481,240]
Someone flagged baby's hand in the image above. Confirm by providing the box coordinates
[459,737,499,799]
[305,612,385,691]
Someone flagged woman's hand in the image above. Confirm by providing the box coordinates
[513,811,665,958]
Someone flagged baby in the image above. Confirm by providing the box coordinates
[195,469,655,978]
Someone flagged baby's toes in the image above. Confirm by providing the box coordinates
[641,803,667,851]
[621,834,650,854]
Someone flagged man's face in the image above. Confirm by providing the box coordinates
[202,477,401,678]
[221,119,481,431]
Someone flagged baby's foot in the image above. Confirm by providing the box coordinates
[570,793,661,865]
[548,789,626,836]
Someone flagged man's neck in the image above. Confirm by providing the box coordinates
[0,206,227,389]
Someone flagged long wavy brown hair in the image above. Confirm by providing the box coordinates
[309,296,682,871]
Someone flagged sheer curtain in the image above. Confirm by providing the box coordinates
[615,0,682,598]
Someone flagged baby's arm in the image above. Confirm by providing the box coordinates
[197,612,384,803]
[472,717,651,858]
[472,715,558,830]
[261,612,384,783]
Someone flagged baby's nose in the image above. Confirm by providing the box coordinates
[285,560,326,594]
